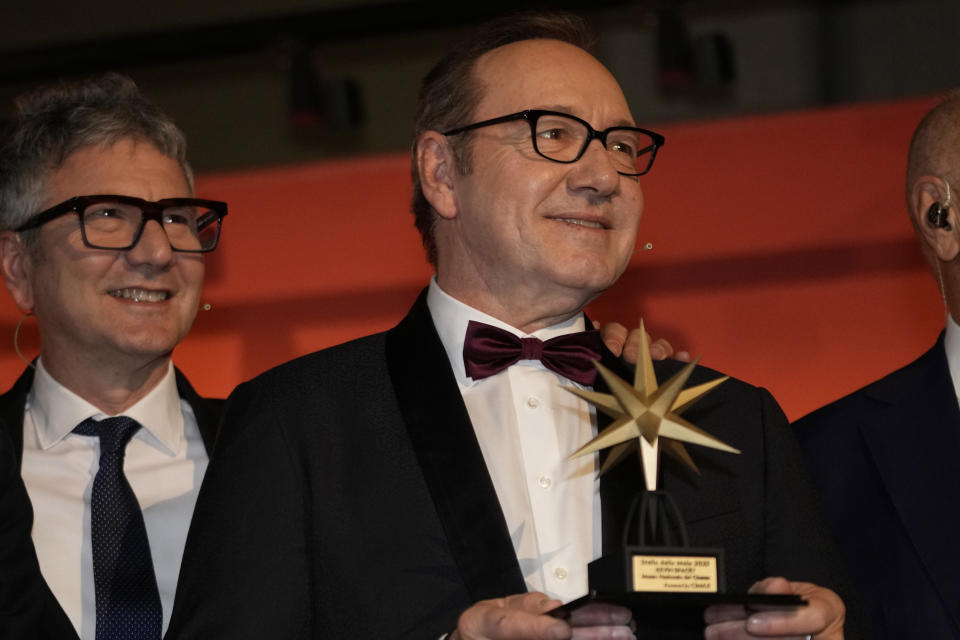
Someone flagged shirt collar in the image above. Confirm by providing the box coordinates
[26,359,184,455]
[426,276,587,385]
[945,313,960,402]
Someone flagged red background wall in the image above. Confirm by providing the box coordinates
[0,95,943,421]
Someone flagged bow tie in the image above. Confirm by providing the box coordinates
[462,320,603,386]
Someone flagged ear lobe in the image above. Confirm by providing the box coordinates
[911,176,960,262]
[416,130,459,220]
[0,231,36,313]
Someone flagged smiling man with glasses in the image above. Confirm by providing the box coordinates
[0,73,225,640]
[171,11,855,640]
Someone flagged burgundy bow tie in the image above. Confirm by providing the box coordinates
[462,320,603,386]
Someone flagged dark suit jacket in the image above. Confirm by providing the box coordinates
[169,291,854,639]
[0,366,223,640]
[795,334,960,638]
[0,424,51,639]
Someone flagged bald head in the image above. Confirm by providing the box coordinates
[905,92,960,319]
[907,91,960,207]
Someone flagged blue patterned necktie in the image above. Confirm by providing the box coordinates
[74,416,162,640]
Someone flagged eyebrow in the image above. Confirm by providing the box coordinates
[534,104,636,128]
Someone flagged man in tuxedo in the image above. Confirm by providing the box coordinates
[0,73,226,639]
[170,12,851,640]
[794,93,960,638]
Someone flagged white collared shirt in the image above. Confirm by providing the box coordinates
[21,359,208,639]
[427,279,604,602]
[944,314,960,406]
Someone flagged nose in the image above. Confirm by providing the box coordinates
[566,138,620,198]
[124,219,173,268]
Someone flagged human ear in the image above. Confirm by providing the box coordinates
[911,176,960,262]
[416,130,459,220]
[0,231,36,313]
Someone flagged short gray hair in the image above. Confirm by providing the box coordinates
[0,72,193,233]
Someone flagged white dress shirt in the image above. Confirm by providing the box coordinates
[21,359,208,639]
[428,279,649,602]
[943,313,960,407]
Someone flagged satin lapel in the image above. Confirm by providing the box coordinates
[0,368,35,469]
[859,339,960,627]
[385,290,525,601]
[174,368,223,454]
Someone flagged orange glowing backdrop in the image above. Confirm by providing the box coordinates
[0,95,942,421]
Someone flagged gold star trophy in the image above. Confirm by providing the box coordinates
[567,321,737,596]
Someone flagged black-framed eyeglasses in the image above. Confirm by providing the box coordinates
[443,109,665,177]
[16,195,228,253]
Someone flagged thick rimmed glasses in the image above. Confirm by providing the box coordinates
[443,109,665,177]
[16,195,227,253]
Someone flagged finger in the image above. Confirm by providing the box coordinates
[622,340,639,365]
[739,579,844,639]
[566,602,632,627]
[704,578,790,626]
[570,625,636,640]
[502,592,563,614]
[457,593,570,640]
[747,576,792,595]
[704,619,810,640]
[674,350,692,363]
[648,337,672,361]
[461,611,569,640]
[742,610,821,637]
[741,598,840,638]
[703,603,749,625]
[705,618,752,640]
[599,323,628,357]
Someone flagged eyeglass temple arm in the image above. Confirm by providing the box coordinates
[194,211,220,231]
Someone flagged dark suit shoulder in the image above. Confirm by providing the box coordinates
[218,331,394,453]
[651,357,782,417]
[793,337,946,442]
[239,332,388,393]
[652,356,761,389]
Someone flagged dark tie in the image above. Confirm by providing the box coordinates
[73,416,162,640]
[462,319,603,385]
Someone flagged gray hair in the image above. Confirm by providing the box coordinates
[0,72,193,234]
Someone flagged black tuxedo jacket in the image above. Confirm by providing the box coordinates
[169,291,854,639]
[0,366,223,640]
[795,334,960,638]
[0,422,52,639]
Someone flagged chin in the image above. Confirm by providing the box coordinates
[554,259,621,291]
[111,327,183,358]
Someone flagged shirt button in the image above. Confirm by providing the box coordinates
[526,396,540,409]
[554,567,568,580]
[538,475,552,489]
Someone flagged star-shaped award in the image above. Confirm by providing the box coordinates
[566,321,739,489]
